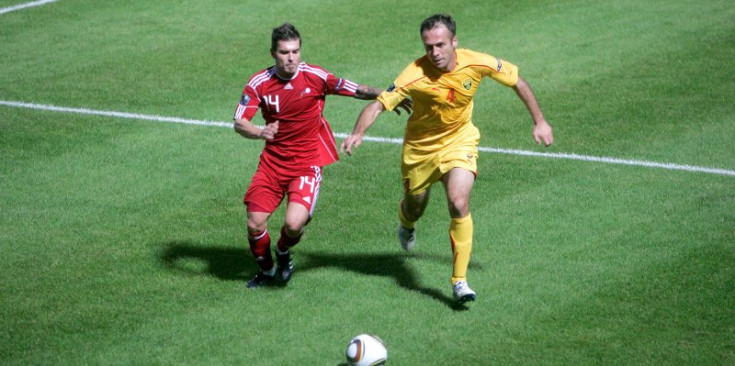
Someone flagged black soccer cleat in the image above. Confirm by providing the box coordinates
[276,251,294,283]
[246,272,275,289]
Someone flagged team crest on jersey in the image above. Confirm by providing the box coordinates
[239,94,250,105]
[386,83,396,92]
[462,79,472,90]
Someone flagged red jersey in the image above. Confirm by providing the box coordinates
[234,62,358,169]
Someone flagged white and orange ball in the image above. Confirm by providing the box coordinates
[345,334,388,366]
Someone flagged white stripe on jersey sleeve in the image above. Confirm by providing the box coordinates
[342,79,358,93]
[247,68,276,91]
[300,63,329,80]
[234,104,247,119]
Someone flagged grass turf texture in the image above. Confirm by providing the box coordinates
[1,0,734,365]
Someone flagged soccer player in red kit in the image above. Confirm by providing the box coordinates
[233,23,410,288]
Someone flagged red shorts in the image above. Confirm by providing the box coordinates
[244,161,322,216]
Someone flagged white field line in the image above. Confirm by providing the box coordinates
[0,100,232,128]
[2,99,734,177]
[0,0,59,15]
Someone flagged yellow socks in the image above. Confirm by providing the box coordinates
[449,214,473,284]
[401,200,474,284]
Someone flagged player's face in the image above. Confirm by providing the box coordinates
[271,39,301,79]
[421,24,458,72]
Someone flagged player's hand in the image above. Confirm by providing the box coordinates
[340,134,363,156]
[260,120,279,140]
[533,120,553,146]
[393,98,413,116]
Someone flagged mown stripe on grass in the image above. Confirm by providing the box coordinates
[2,99,733,177]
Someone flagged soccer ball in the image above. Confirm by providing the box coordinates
[345,334,388,366]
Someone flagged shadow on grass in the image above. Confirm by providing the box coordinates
[159,241,470,310]
[298,251,468,310]
[159,241,253,281]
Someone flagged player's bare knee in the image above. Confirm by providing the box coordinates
[448,200,470,218]
[283,218,307,236]
[247,219,268,234]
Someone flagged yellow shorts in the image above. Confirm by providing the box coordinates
[401,131,479,196]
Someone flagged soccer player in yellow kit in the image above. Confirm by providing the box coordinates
[341,13,553,304]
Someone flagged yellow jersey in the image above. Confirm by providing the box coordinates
[378,48,519,151]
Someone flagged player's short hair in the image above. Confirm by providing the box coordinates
[271,23,301,52]
[420,13,456,37]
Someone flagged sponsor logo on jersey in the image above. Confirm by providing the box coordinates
[285,82,294,90]
[463,79,472,90]
[496,58,503,72]
[386,83,396,92]
[239,94,250,105]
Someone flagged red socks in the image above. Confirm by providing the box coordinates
[248,230,273,272]
[249,226,303,272]
[276,226,303,253]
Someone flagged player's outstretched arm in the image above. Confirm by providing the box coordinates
[340,100,385,156]
[354,84,383,100]
[354,84,413,115]
[234,118,279,140]
[512,76,554,146]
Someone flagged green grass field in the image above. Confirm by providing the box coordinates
[1,0,733,365]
